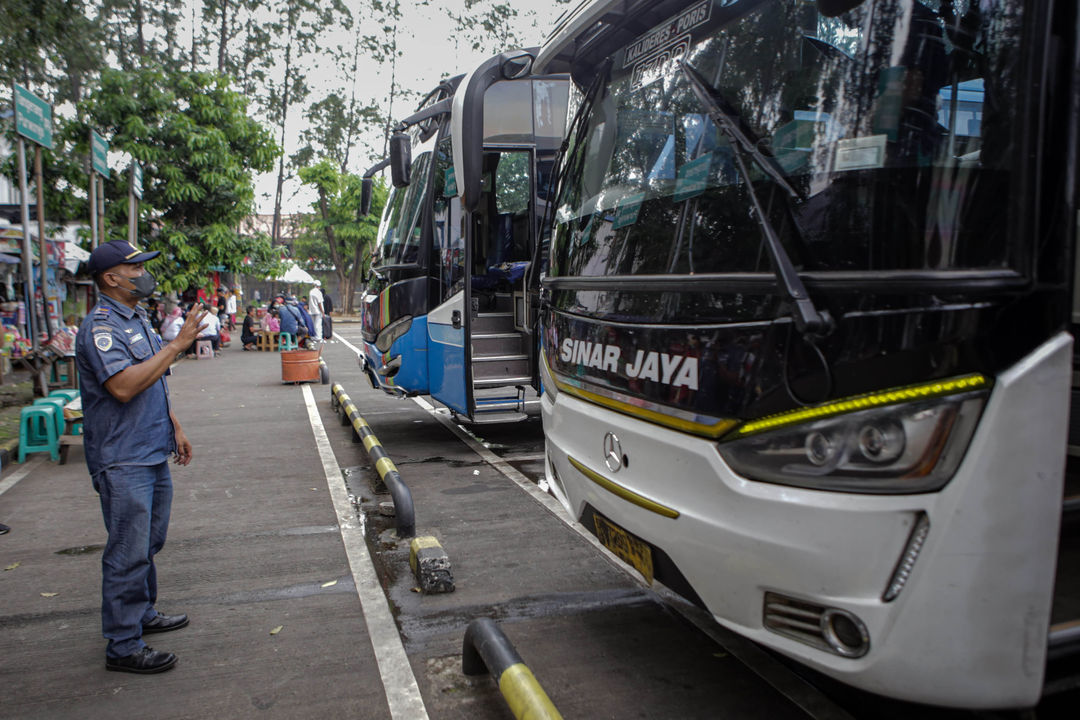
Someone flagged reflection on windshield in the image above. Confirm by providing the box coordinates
[374,150,433,267]
[551,0,1024,279]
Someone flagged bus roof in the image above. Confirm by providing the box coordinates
[534,0,625,75]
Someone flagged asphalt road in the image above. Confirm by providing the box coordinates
[0,321,1076,719]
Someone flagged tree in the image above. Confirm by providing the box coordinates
[0,0,102,106]
[294,160,386,313]
[76,65,281,292]
[443,1,575,55]
[264,0,353,245]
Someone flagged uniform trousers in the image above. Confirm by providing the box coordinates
[92,461,172,658]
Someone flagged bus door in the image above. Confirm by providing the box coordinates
[466,148,537,421]
[429,136,469,415]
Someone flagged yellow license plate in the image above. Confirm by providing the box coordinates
[594,514,654,585]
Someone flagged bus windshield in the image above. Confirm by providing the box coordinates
[551,0,1027,279]
[373,150,434,267]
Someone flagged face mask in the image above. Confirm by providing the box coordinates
[118,271,157,299]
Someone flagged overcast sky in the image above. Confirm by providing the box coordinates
[250,1,574,215]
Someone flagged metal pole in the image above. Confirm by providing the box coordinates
[88,169,98,310]
[128,164,137,245]
[89,170,98,251]
[98,174,106,245]
[35,146,53,341]
[16,137,38,352]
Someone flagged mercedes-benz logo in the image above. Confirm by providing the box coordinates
[603,432,623,473]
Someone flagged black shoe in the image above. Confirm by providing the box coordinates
[0,523,9,535]
[142,613,189,634]
[106,647,177,674]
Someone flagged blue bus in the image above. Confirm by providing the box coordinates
[358,51,569,423]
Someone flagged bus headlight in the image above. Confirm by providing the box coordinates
[375,315,413,352]
[717,393,986,494]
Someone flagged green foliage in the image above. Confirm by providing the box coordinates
[444,1,575,54]
[74,66,280,292]
[294,159,387,312]
[0,0,102,104]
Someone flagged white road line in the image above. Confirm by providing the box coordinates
[301,384,429,720]
[0,457,47,497]
[333,332,361,355]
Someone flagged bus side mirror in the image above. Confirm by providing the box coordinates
[360,177,373,218]
[500,51,534,80]
[816,0,864,16]
[389,133,411,188]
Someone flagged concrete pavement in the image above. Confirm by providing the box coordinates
[0,329,812,720]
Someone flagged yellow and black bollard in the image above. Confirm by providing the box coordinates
[331,383,415,538]
[463,618,563,720]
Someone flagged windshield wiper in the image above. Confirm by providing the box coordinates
[680,60,831,336]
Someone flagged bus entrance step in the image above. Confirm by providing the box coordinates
[473,375,532,389]
[469,411,529,424]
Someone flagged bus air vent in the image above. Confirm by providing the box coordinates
[763,592,869,658]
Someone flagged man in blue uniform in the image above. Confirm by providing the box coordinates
[75,241,207,674]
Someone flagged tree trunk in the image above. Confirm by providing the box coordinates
[345,240,369,314]
[271,20,294,245]
[135,0,146,57]
[218,0,230,72]
[341,32,362,173]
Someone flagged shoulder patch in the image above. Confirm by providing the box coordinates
[94,333,113,352]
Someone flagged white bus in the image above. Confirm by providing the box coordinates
[532,0,1079,708]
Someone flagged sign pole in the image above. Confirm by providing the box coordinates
[98,178,106,246]
[128,161,142,247]
[128,166,136,245]
[88,169,98,309]
[34,146,53,341]
[89,172,98,250]
[15,137,38,353]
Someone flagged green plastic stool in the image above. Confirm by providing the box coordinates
[49,389,79,403]
[279,332,298,351]
[18,405,59,462]
[47,391,80,435]
[33,397,67,439]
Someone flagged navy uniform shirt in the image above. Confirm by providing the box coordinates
[75,294,174,477]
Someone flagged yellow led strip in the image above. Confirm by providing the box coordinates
[545,354,738,439]
[732,373,989,438]
[567,455,680,519]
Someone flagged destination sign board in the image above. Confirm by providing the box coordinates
[91,130,110,178]
[13,84,53,149]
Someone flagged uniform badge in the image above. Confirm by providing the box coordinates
[94,333,113,351]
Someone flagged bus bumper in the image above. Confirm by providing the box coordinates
[541,332,1071,708]
[361,316,430,396]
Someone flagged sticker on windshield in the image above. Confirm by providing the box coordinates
[674,154,711,202]
[444,166,457,197]
[833,135,887,172]
[613,193,645,230]
[625,0,712,90]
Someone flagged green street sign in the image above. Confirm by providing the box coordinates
[131,162,143,198]
[90,130,109,178]
[13,84,53,149]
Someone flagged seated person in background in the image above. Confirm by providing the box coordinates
[188,303,220,355]
[160,306,183,342]
[241,306,258,351]
[278,298,302,339]
[263,308,280,333]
